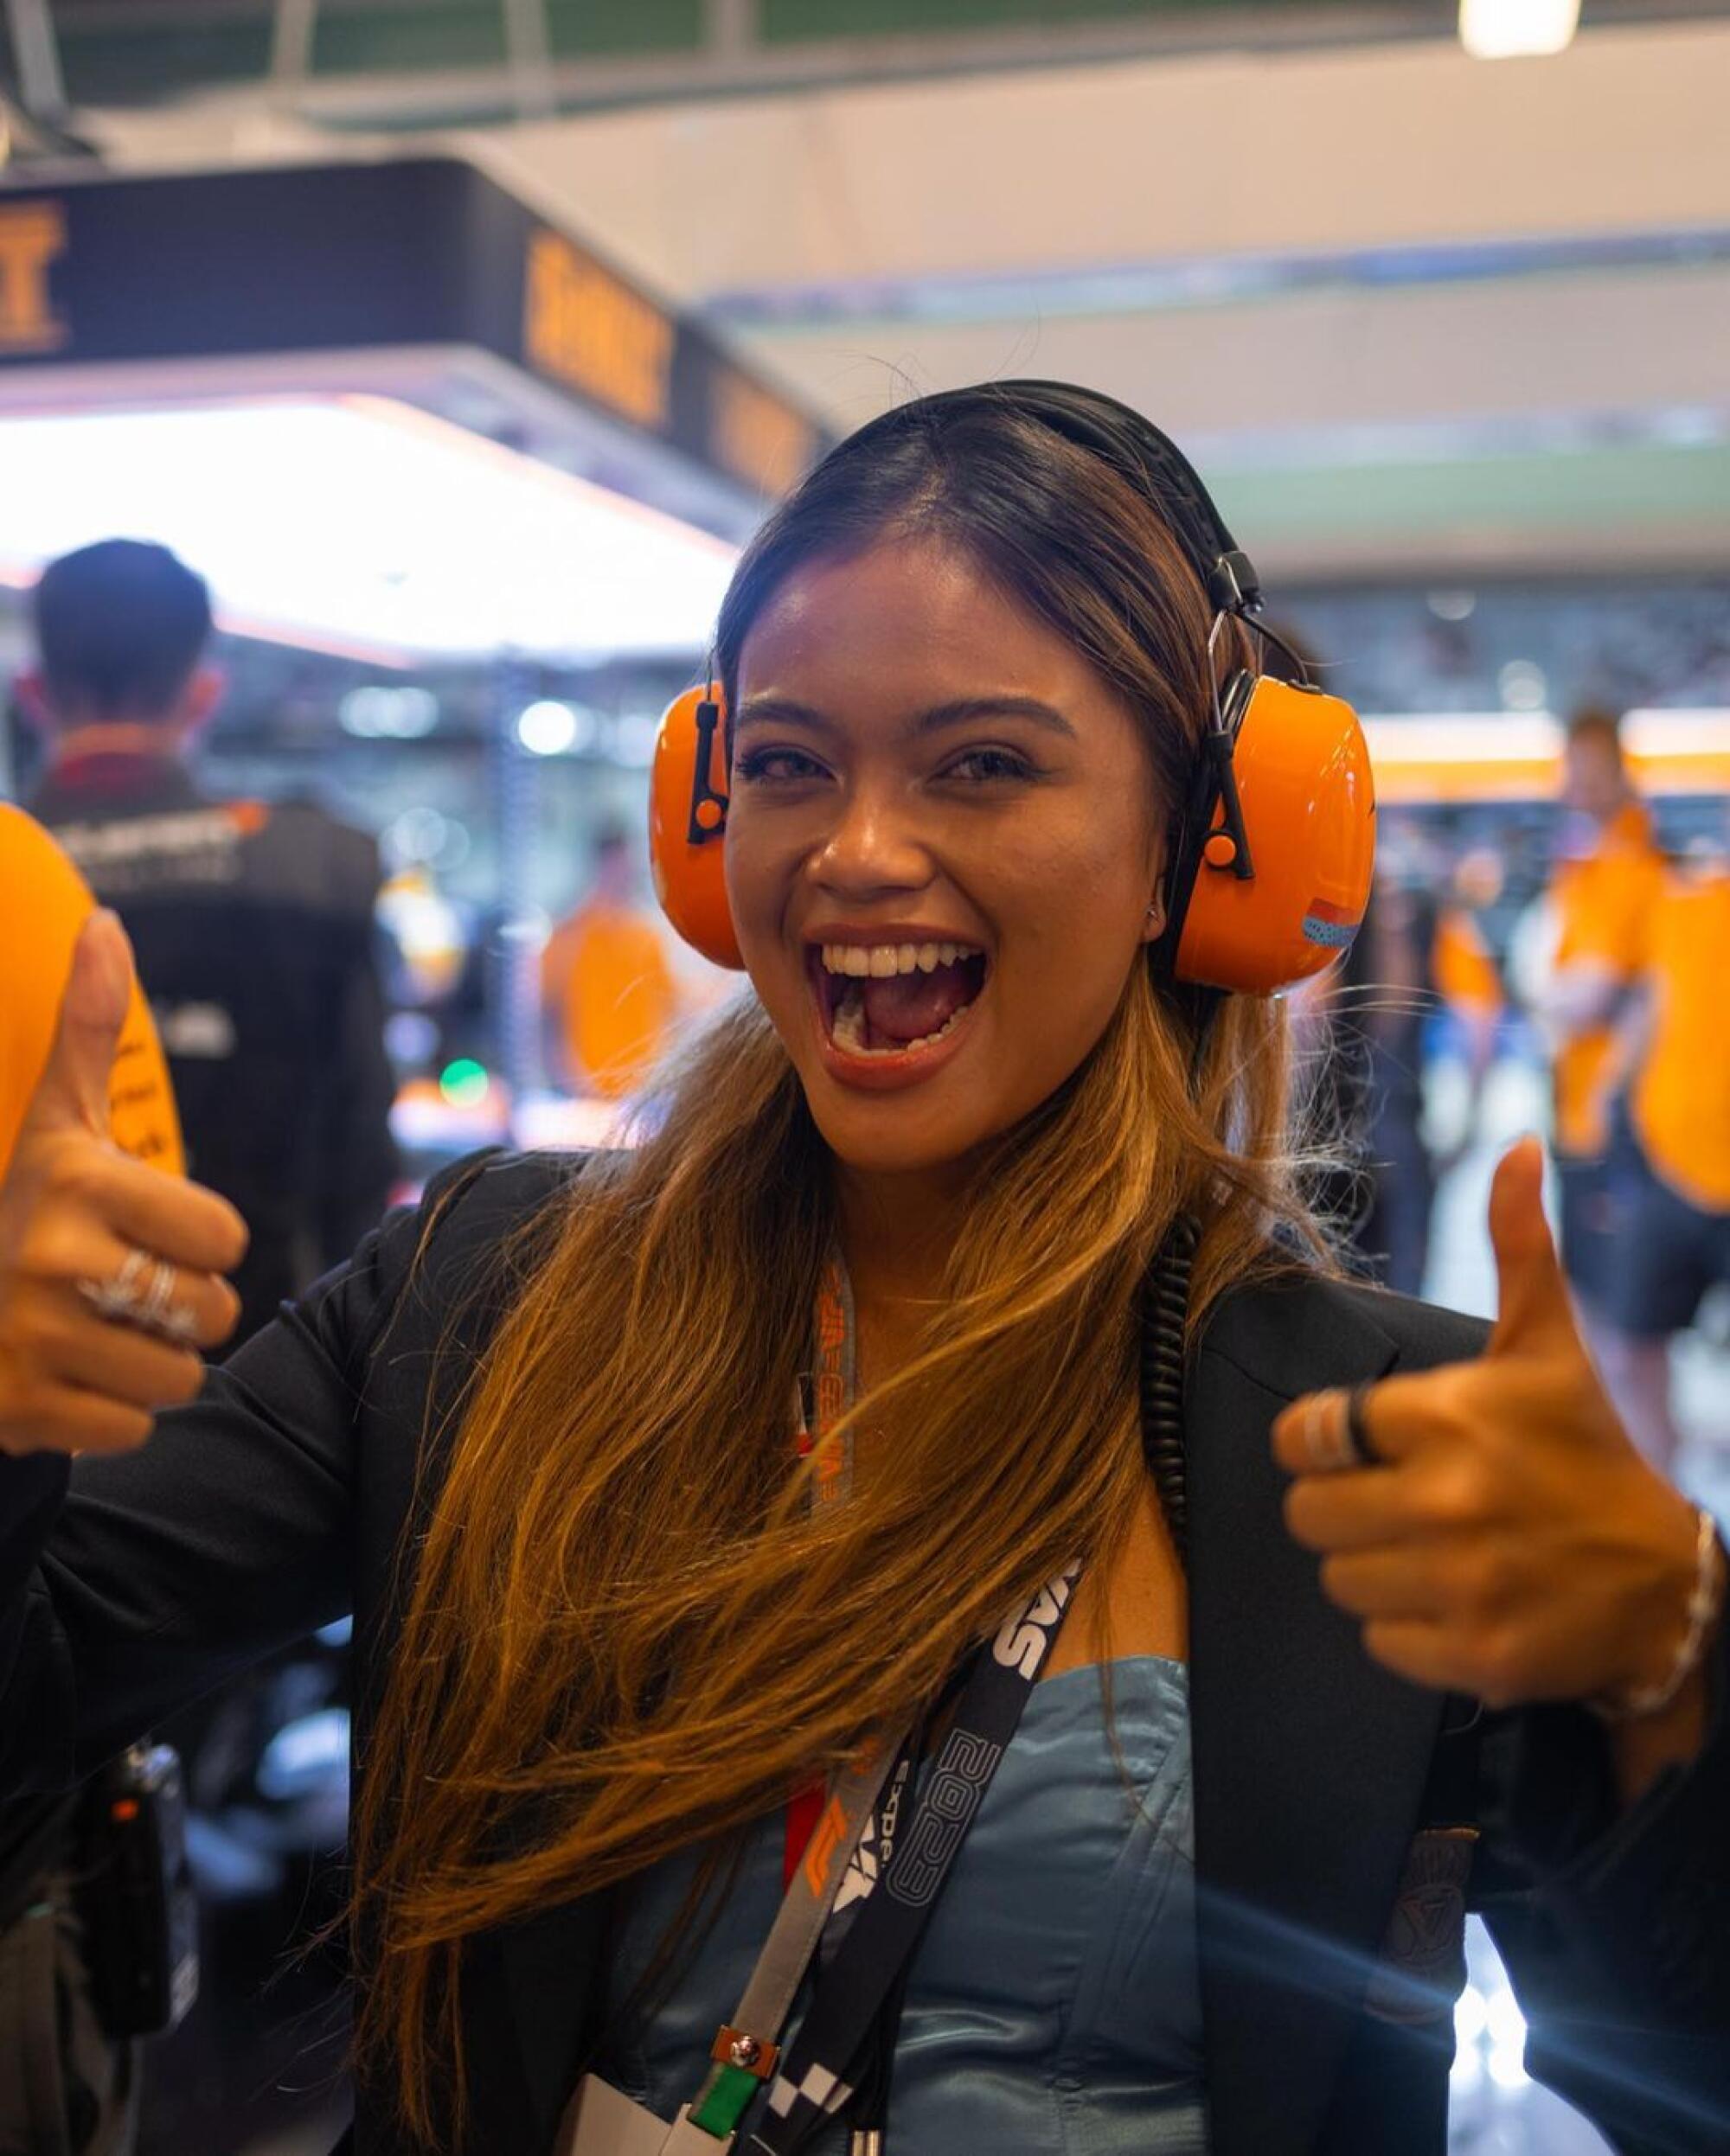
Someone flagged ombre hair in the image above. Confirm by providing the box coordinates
[351,387,1326,2139]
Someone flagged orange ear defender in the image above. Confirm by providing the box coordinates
[649,683,744,970]
[1160,670,1375,995]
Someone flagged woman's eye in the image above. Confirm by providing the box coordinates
[941,746,1038,784]
[735,746,827,784]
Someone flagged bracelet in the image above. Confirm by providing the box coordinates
[1590,1506,1727,1724]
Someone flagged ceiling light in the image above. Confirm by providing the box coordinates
[1459,0,1579,61]
[0,395,739,663]
[516,700,580,755]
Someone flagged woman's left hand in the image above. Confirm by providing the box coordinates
[1272,1137,1704,1712]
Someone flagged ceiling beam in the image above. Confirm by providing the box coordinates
[4,0,68,118]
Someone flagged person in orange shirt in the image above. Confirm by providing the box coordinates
[1604,839,1730,1472]
[541,822,679,1100]
[0,802,183,1180]
[1535,709,1664,1335]
[0,808,195,2156]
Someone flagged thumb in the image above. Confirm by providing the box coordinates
[25,910,137,1141]
[1487,1136,1576,1355]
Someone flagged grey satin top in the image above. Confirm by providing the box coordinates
[602,1654,1208,2153]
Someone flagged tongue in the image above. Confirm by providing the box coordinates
[859,960,977,1046]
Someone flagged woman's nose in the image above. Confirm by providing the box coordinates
[811,783,932,898]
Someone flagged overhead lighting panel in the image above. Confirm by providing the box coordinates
[1458,0,1580,61]
[0,394,740,664]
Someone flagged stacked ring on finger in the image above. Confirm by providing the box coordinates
[1298,1385,1380,1473]
[77,1247,200,1345]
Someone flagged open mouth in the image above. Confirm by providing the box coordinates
[809,940,990,1060]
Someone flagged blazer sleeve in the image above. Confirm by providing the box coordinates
[1471,1596,1730,2153]
[0,1148,528,1798]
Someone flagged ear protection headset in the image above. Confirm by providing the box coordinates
[648,381,1374,996]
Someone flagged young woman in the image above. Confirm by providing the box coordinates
[0,385,1724,2156]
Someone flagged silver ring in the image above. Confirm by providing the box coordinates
[76,1247,150,1325]
[77,1250,197,1343]
[1301,1391,1361,1475]
[138,1258,197,1342]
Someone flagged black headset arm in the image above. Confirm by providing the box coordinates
[685,694,731,847]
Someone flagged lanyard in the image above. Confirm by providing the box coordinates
[745,1563,1079,2156]
[687,1257,1081,2153]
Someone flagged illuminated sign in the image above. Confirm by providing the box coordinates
[712,370,816,498]
[523,228,674,432]
[0,200,67,355]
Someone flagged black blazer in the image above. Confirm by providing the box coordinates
[1,1151,1725,2155]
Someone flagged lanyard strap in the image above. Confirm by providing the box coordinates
[687,1254,878,2140]
[686,1719,912,2138]
[689,1258,1079,2149]
[743,1561,1080,2156]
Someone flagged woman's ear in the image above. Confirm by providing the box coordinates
[1142,870,1169,944]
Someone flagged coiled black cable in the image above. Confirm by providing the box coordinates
[1139,1215,1201,1571]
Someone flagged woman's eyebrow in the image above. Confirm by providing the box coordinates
[912,697,1076,739]
[734,694,1076,739]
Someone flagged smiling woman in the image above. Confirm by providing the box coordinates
[0,384,1725,2156]
[727,541,1173,1150]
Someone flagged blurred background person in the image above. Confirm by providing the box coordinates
[1598,822,1730,1475]
[0,811,189,2156]
[17,540,398,1346]
[1276,615,1505,1299]
[539,818,678,1100]
[1304,835,1503,1298]
[1525,707,1664,1359]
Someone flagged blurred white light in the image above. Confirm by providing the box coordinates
[1449,2043,1483,2095]
[517,699,580,755]
[1484,1984,1528,2050]
[1487,2044,1531,2089]
[498,906,552,948]
[1453,1983,1489,2045]
[1459,0,1579,56]
[1426,590,1477,622]
[0,395,738,662]
[257,1707,350,1801]
[1498,660,1548,712]
[382,806,452,867]
[341,685,439,739]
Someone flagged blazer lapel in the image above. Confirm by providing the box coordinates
[1186,1281,1445,2156]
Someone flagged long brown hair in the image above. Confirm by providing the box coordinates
[351,387,1327,2138]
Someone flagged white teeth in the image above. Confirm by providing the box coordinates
[829,980,969,1058]
[819,941,983,977]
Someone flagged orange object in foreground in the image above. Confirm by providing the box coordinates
[0,803,184,1177]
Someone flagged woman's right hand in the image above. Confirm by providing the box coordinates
[0,912,248,1457]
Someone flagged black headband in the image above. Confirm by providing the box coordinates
[844,381,1262,618]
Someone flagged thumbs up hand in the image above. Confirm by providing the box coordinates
[0,912,247,1457]
[1272,1138,1708,1712]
